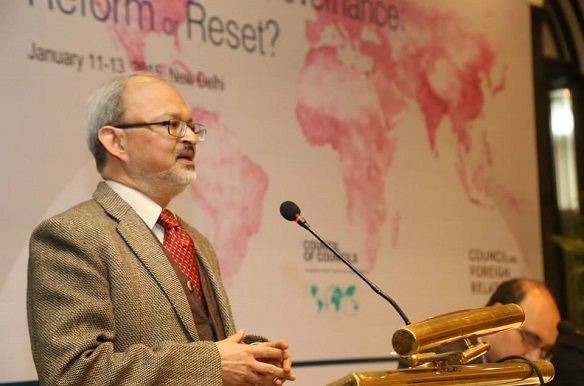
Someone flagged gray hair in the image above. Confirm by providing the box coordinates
[85,72,164,172]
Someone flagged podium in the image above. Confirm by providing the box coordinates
[327,304,555,385]
[326,361,554,385]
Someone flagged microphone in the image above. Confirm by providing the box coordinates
[279,200,411,325]
[279,200,309,228]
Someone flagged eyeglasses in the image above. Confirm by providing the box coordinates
[114,119,206,142]
[516,328,553,359]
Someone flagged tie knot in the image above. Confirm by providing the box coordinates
[157,209,179,230]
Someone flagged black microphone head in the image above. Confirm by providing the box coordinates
[280,201,301,221]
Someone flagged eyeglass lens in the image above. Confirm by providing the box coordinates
[168,119,206,141]
[518,329,552,358]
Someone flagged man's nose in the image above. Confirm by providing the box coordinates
[181,126,199,144]
[524,348,542,361]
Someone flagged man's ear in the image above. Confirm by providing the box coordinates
[98,126,129,162]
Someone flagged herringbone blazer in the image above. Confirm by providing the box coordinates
[27,182,237,385]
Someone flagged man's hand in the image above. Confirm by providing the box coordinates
[251,339,294,385]
[216,331,296,386]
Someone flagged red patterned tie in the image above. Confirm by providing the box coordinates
[157,209,203,298]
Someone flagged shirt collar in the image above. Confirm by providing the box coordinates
[105,179,165,230]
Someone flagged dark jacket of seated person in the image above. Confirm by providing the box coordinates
[548,320,584,386]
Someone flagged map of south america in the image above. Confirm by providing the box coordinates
[100,0,269,284]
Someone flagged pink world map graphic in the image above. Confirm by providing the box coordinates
[100,0,519,283]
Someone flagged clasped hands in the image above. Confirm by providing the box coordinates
[216,330,296,386]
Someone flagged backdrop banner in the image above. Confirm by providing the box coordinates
[0,1,540,384]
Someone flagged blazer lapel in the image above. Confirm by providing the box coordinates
[93,182,200,341]
[192,243,236,337]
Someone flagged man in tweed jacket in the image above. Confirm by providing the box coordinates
[27,73,295,386]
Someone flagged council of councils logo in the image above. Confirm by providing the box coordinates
[310,284,359,314]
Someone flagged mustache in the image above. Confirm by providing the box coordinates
[182,143,195,152]
[175,143,195,155]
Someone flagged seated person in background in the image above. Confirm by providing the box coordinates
[482,278,560,362]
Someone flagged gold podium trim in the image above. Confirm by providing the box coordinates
[326,360,554,386]
[392,304,524,356]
